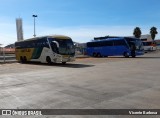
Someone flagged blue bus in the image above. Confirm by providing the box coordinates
[86,37,144,58]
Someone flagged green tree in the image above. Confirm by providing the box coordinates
[150,27,158,41]
[133,27,142,38]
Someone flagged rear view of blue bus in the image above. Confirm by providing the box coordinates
[86,37,144,58]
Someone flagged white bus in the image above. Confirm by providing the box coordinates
[142,41,157,52]
[15,35,75,64]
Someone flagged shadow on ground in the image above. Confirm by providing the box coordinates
[20,62,95,68]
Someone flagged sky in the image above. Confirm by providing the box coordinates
[0,0,160,46]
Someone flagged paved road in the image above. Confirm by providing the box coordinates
[0,51,160,118]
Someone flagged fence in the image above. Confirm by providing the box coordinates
[0,48,16,63]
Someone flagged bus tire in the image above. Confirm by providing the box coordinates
[124,52,129,58]
[131,55,136,58]
[97,53,101,58]
[46,56,52,64]
[105,56,108,58]
[23,56,27,63]
[62,62,66,65]
[20,56,24,63]
[93,53,97,57]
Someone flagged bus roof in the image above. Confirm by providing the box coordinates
[88,37,140,43]
[89,37,124,42]
[94,36,120,40]
[15,35,71,43]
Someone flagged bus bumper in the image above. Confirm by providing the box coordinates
[62,56,75,62]
[55,56,75,63]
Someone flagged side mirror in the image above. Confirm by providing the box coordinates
[73,43,76,48]
[52,41,59,48]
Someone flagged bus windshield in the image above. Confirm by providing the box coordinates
[125,38,143,51]
[48,38,75,55]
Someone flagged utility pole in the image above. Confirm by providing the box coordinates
[32,15,38,37]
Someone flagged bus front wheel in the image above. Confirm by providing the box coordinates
[20,56,24,63]
[131,51,136,58]
[124,52,129,58]
[62,62,66,65]
[23,56,27,62]
[131,55,136,58]
[46,56,52,64]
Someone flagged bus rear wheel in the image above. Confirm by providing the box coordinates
[20,56,27,63]
[93,53,97,57]
[97,53,102,58]
[20,56,24,63]
[23,56,27,62]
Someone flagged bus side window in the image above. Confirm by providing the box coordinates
[98,41,103,47]
[92,42,97,47]
[104,41,113,46]
[90,42,96,47]
[51,42,59,53]
[114,40,126,46]
[42,39,49,48]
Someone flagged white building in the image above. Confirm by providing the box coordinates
[139,34,152,41]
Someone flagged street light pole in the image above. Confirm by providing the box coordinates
[32,15,38,37]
